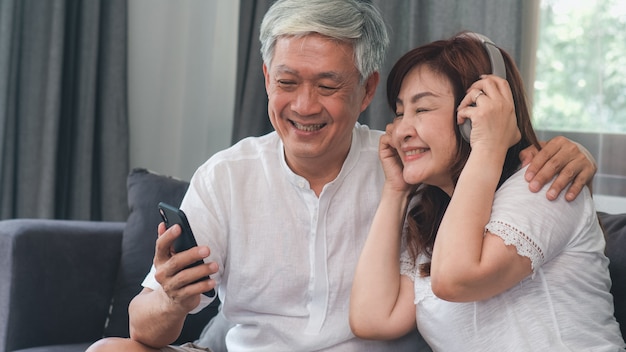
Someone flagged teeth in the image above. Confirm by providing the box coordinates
[405,149,427,156]
[292,121,325,132]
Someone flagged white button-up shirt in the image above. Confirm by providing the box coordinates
[143,124,428,351]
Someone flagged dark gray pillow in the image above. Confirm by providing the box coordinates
[103,168,219,344]
[599,211,626,339]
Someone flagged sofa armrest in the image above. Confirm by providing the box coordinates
[0,219,125,352]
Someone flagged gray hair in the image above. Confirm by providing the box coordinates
[259,0,389,83]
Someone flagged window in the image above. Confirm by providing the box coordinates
[533,0,626,206]
[534,0,626,133]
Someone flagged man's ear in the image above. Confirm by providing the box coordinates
[263,63,271,94]
[360,71,380,113]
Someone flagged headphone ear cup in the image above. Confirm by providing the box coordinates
[460,119,472,142]
[456,32,506,142]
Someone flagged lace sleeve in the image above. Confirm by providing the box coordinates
[485,220,545,275]
[400,250,417,281]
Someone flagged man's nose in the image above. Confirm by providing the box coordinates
[291,86,322,116]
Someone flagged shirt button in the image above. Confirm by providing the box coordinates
[298,180,306,188]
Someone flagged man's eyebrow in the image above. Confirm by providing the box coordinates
[316,71,343,81]
[273,64,297,75]
[273,65,344,81]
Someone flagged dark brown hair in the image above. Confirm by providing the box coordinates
[386,32,541,276]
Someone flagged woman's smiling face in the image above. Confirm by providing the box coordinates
[392,65,458,195]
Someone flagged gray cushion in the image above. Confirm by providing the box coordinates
[11,342,92,352]
[599,211,626,339]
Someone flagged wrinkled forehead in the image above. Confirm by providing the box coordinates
[269,34,359,76]
[271,33,355,63]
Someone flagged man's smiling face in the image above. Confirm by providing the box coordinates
[263,33,374,170]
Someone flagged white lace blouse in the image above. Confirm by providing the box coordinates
[401,166,625,351]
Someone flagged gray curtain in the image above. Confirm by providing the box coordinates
[0,0,129,221]
[233,0,525,142]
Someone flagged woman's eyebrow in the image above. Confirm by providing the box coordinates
[397,91,436,105]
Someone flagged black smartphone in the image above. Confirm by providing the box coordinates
[158,202,215,297]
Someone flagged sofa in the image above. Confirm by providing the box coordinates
[0,169,220,352]
[1,168,625,351]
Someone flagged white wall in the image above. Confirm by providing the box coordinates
[128,0,239,181]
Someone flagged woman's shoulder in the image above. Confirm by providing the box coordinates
[496,165,590,211]
[489,165,597,265]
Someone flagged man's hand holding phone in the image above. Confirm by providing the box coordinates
[154,203,216,312]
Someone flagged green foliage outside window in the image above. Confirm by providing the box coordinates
[534,0,626,133]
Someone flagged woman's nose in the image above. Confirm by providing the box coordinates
[394,118,415,143]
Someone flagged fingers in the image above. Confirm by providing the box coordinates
[546,147,596,201]
[154,223,216,299]
[379,130,402,170]
[519,144,538,168]
[157,261,216,301]
[524,136,597,201]
[155,223,209,265]
[542,157,578,201]
[385,120,401,147]
[385,121,395,135]
[524,137,572,193]
[563,173,591,202]
[379,125,412,193]
[457,75,518,148]
[457,75,508,111]
[155,222,177,266]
